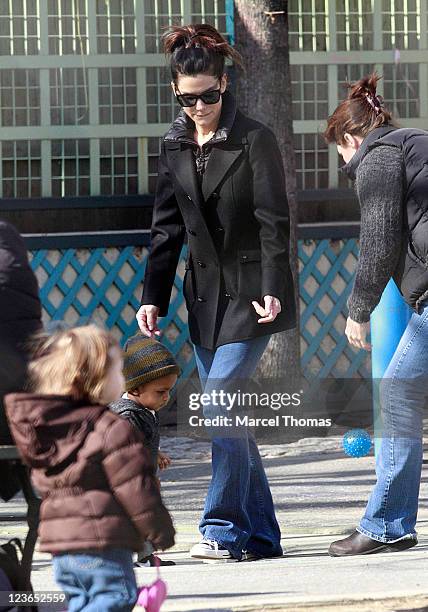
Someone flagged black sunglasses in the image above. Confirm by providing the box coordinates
[175,86,222,108]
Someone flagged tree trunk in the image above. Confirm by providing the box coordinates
[234,0,300,381]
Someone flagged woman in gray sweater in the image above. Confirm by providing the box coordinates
[324,73,428,556]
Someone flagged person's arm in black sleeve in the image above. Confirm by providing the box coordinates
[249,126,291,300]
[141,141,186,316]
[347,145,404,322]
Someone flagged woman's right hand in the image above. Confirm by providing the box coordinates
[136,305,161,338]
[345,317,371,351]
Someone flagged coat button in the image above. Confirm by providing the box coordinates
[197,296,206,302]
[212,192,220,200]
[242,255,248,260]
[188,229,196,236]
[197,261,206,268]
[225,293,232,299]
[216,227,224,232]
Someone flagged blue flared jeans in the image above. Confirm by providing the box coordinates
[193,336,282,560]
[358,303,428,542]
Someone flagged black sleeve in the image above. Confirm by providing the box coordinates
[141,141,186,316]
[249,127,291,301]
[347,145,404,323]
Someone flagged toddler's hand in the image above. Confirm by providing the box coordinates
[157,450,171,470]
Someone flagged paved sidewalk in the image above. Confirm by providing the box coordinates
[2,436,428,611]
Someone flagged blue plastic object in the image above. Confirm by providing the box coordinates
[343,428,372,458]
[371,279,411,379]
[371,279,412,453]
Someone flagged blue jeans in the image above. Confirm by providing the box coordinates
[52,549,137,612]
[358,303,428,543]
[194,336,282,560]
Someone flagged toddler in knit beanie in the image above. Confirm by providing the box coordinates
[110,333,180,567]
[110,332,180,470]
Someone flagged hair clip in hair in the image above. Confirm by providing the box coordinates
[365,92,383,115]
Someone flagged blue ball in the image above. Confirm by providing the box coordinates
[343,429,372,458]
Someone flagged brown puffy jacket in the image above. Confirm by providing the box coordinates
[4,393,175,554]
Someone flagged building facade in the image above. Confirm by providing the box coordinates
[0,0,426,204]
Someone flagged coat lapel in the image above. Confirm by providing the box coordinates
[166,145,202,207]
[201,146,245,202]
[167,143,245,206]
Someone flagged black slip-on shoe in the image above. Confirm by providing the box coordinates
[329,530,417,557]
[134,553,176,567]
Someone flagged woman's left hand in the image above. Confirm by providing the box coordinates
[252,295,282,323]
[345,317,371,351]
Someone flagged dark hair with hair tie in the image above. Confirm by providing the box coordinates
[324,72,395,145]
[162,23,244,83]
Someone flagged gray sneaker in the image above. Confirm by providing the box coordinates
[190,539,236,562]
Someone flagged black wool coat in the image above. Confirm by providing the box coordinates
[0,220,42,500]
[141,92,297,350]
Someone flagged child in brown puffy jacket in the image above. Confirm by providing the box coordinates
[5,324,175,612]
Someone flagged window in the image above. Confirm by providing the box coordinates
[382,0,420,50]
[291,65,328,121]
[96,0,136,54]
[144,0,182,53]
[147,136,162,193]
[51,139,90,196]
[336,0,373,51]
[50,68,89,125]
[383,62,420,118]
[146,67,178,124]
[294,134,329,189]
[0,0,39,55]
[191,0,228,39]
[48,0,88,55]
[0,69,40,126]
[289,0,328,52]
[2,140,41,198]
[99,67,137,124]
[100,138,138,195]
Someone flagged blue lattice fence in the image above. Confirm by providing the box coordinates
[29,242,195,379]
[299,238,370,379]
[28,236,370,379]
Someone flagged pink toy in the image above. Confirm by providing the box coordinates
[136,557,168,612]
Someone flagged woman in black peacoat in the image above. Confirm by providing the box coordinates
[141,89,296,349]
[137,23,296,562]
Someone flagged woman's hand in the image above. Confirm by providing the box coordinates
[157,451,171,471]
[345,317,371,351]
[136,305,161,338]
[252,295,282,324]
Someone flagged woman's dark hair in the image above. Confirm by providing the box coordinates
[162,23,244,83]
[324,73,395,145]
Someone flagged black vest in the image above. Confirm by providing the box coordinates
[343,127,428,312]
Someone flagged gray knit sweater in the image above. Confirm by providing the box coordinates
[347,145,405,323]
